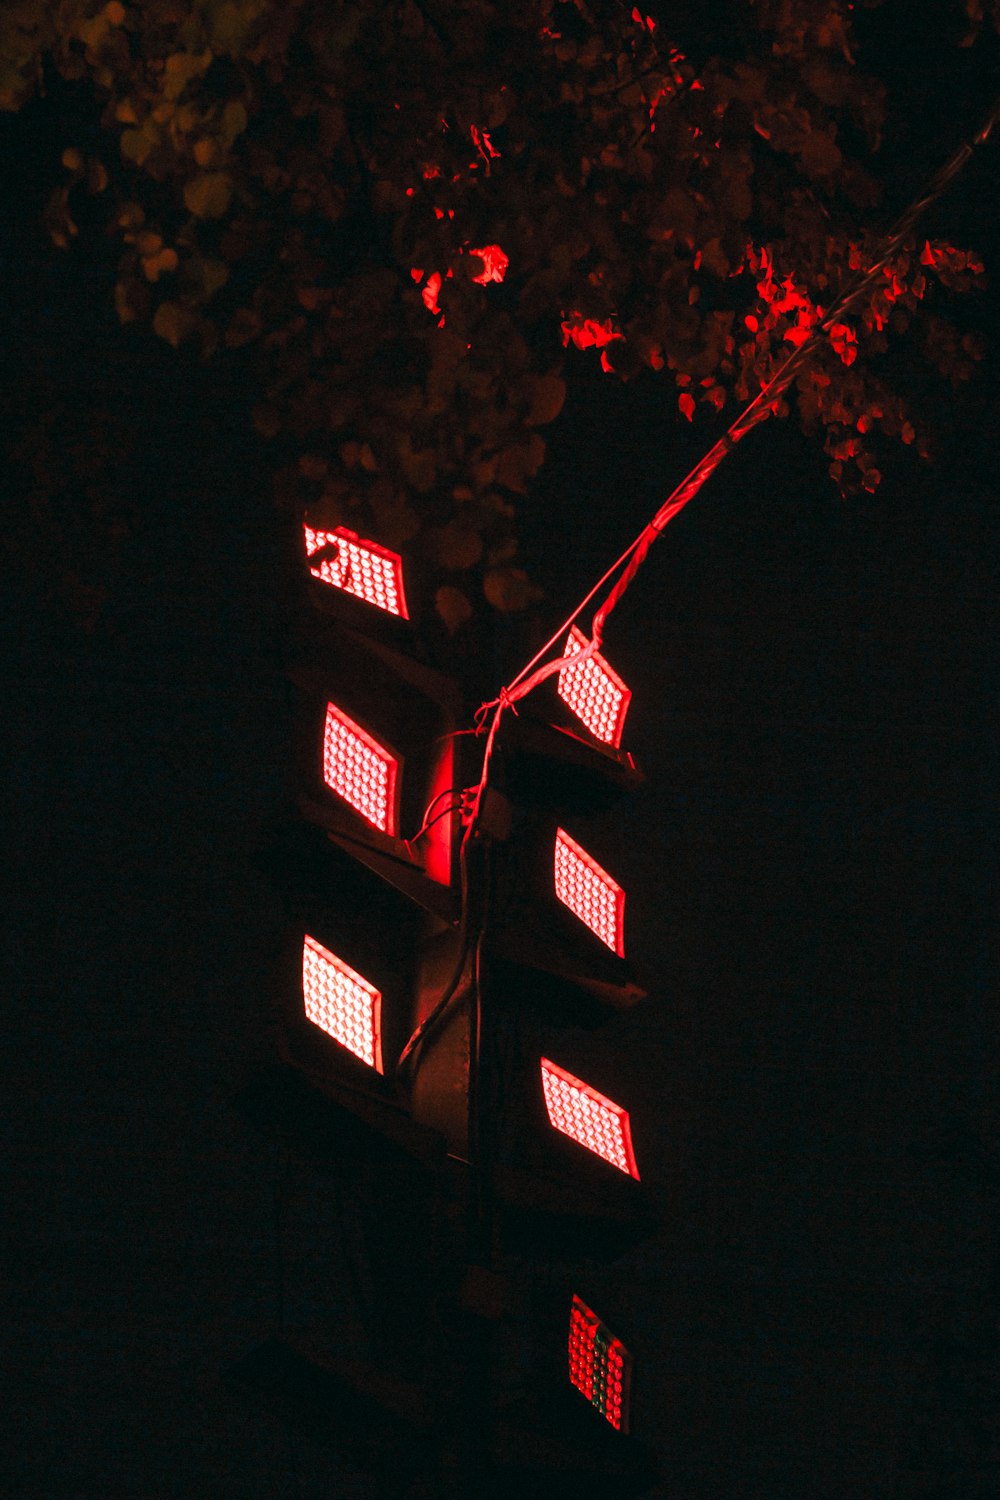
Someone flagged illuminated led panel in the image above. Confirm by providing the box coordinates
[554,828,625,956]
[540,1057,639,1178]
[303,523,409,619]
[568,1294,633,1433]
[302,934,382,1071]
[558,625,632,747]
[322,702,398,835]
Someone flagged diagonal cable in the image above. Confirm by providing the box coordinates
[466,92,1000,837]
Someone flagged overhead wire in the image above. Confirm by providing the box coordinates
[464,92,1000,841]
[400,89,1000,1266]
[394,838,474,1080]
[451,95,1000,1250]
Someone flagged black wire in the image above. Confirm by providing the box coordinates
[467,898,486,1246]
[394,840,473,1079]
[468,830,503,1266]
[414,785,459,833]
[403,801,464,858]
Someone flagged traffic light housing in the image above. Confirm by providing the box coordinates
[238,514,659,1493]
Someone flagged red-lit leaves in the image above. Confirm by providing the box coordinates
[410,242,508,326]
[568,1295,633,1432]
[919,239,986,289]
[422,271,444,318]
[468,244,509,284]
[745,243,823,352]
[733,229,987,497]
[561,314,622,352]
[828,322,857,365]
[30,0,990,621]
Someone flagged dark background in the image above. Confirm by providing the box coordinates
[4,22,999,1499]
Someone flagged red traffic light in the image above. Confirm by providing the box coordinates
[557,626,632,748]
[540,1058,640,1180]
[302,933,383,1073]
[322,700,400,837]
[304,523,409,619]
[554,828,626,957]
[568,1295,633,1434]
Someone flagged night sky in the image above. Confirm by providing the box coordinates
[4,20,1000,1500]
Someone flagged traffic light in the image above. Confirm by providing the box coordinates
[236,511,658,1494]
[268,520,472,1148]
[450,649,655,1260]
[568,1293,634,1433]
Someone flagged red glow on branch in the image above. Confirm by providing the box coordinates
[541,1059,639,1178]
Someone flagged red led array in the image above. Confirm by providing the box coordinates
[322,702,398,835]
[554,828,625,956]
[558,625,632,748]
[302,934,382,1071]
[568,1294,632,1433]
[540,1057,639,1178]
[303,523,409,619]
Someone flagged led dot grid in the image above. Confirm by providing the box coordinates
[304,524,409,619]
[554,828,625,956]
[557,625,631,747]
[540,1057,639,1179]
[302,934,382,1071]
[568,1294,632,1433]
[322,702,398,835]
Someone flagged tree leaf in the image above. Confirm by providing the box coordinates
[524,372,566,426]
[183,172,233,219]
[435,585,473,633]
[699,236,730,279]
[153,300,197,347]
[221,99,248,146]
[483,566,542,613]
[428,520,484,571]
[120,121,159,165]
